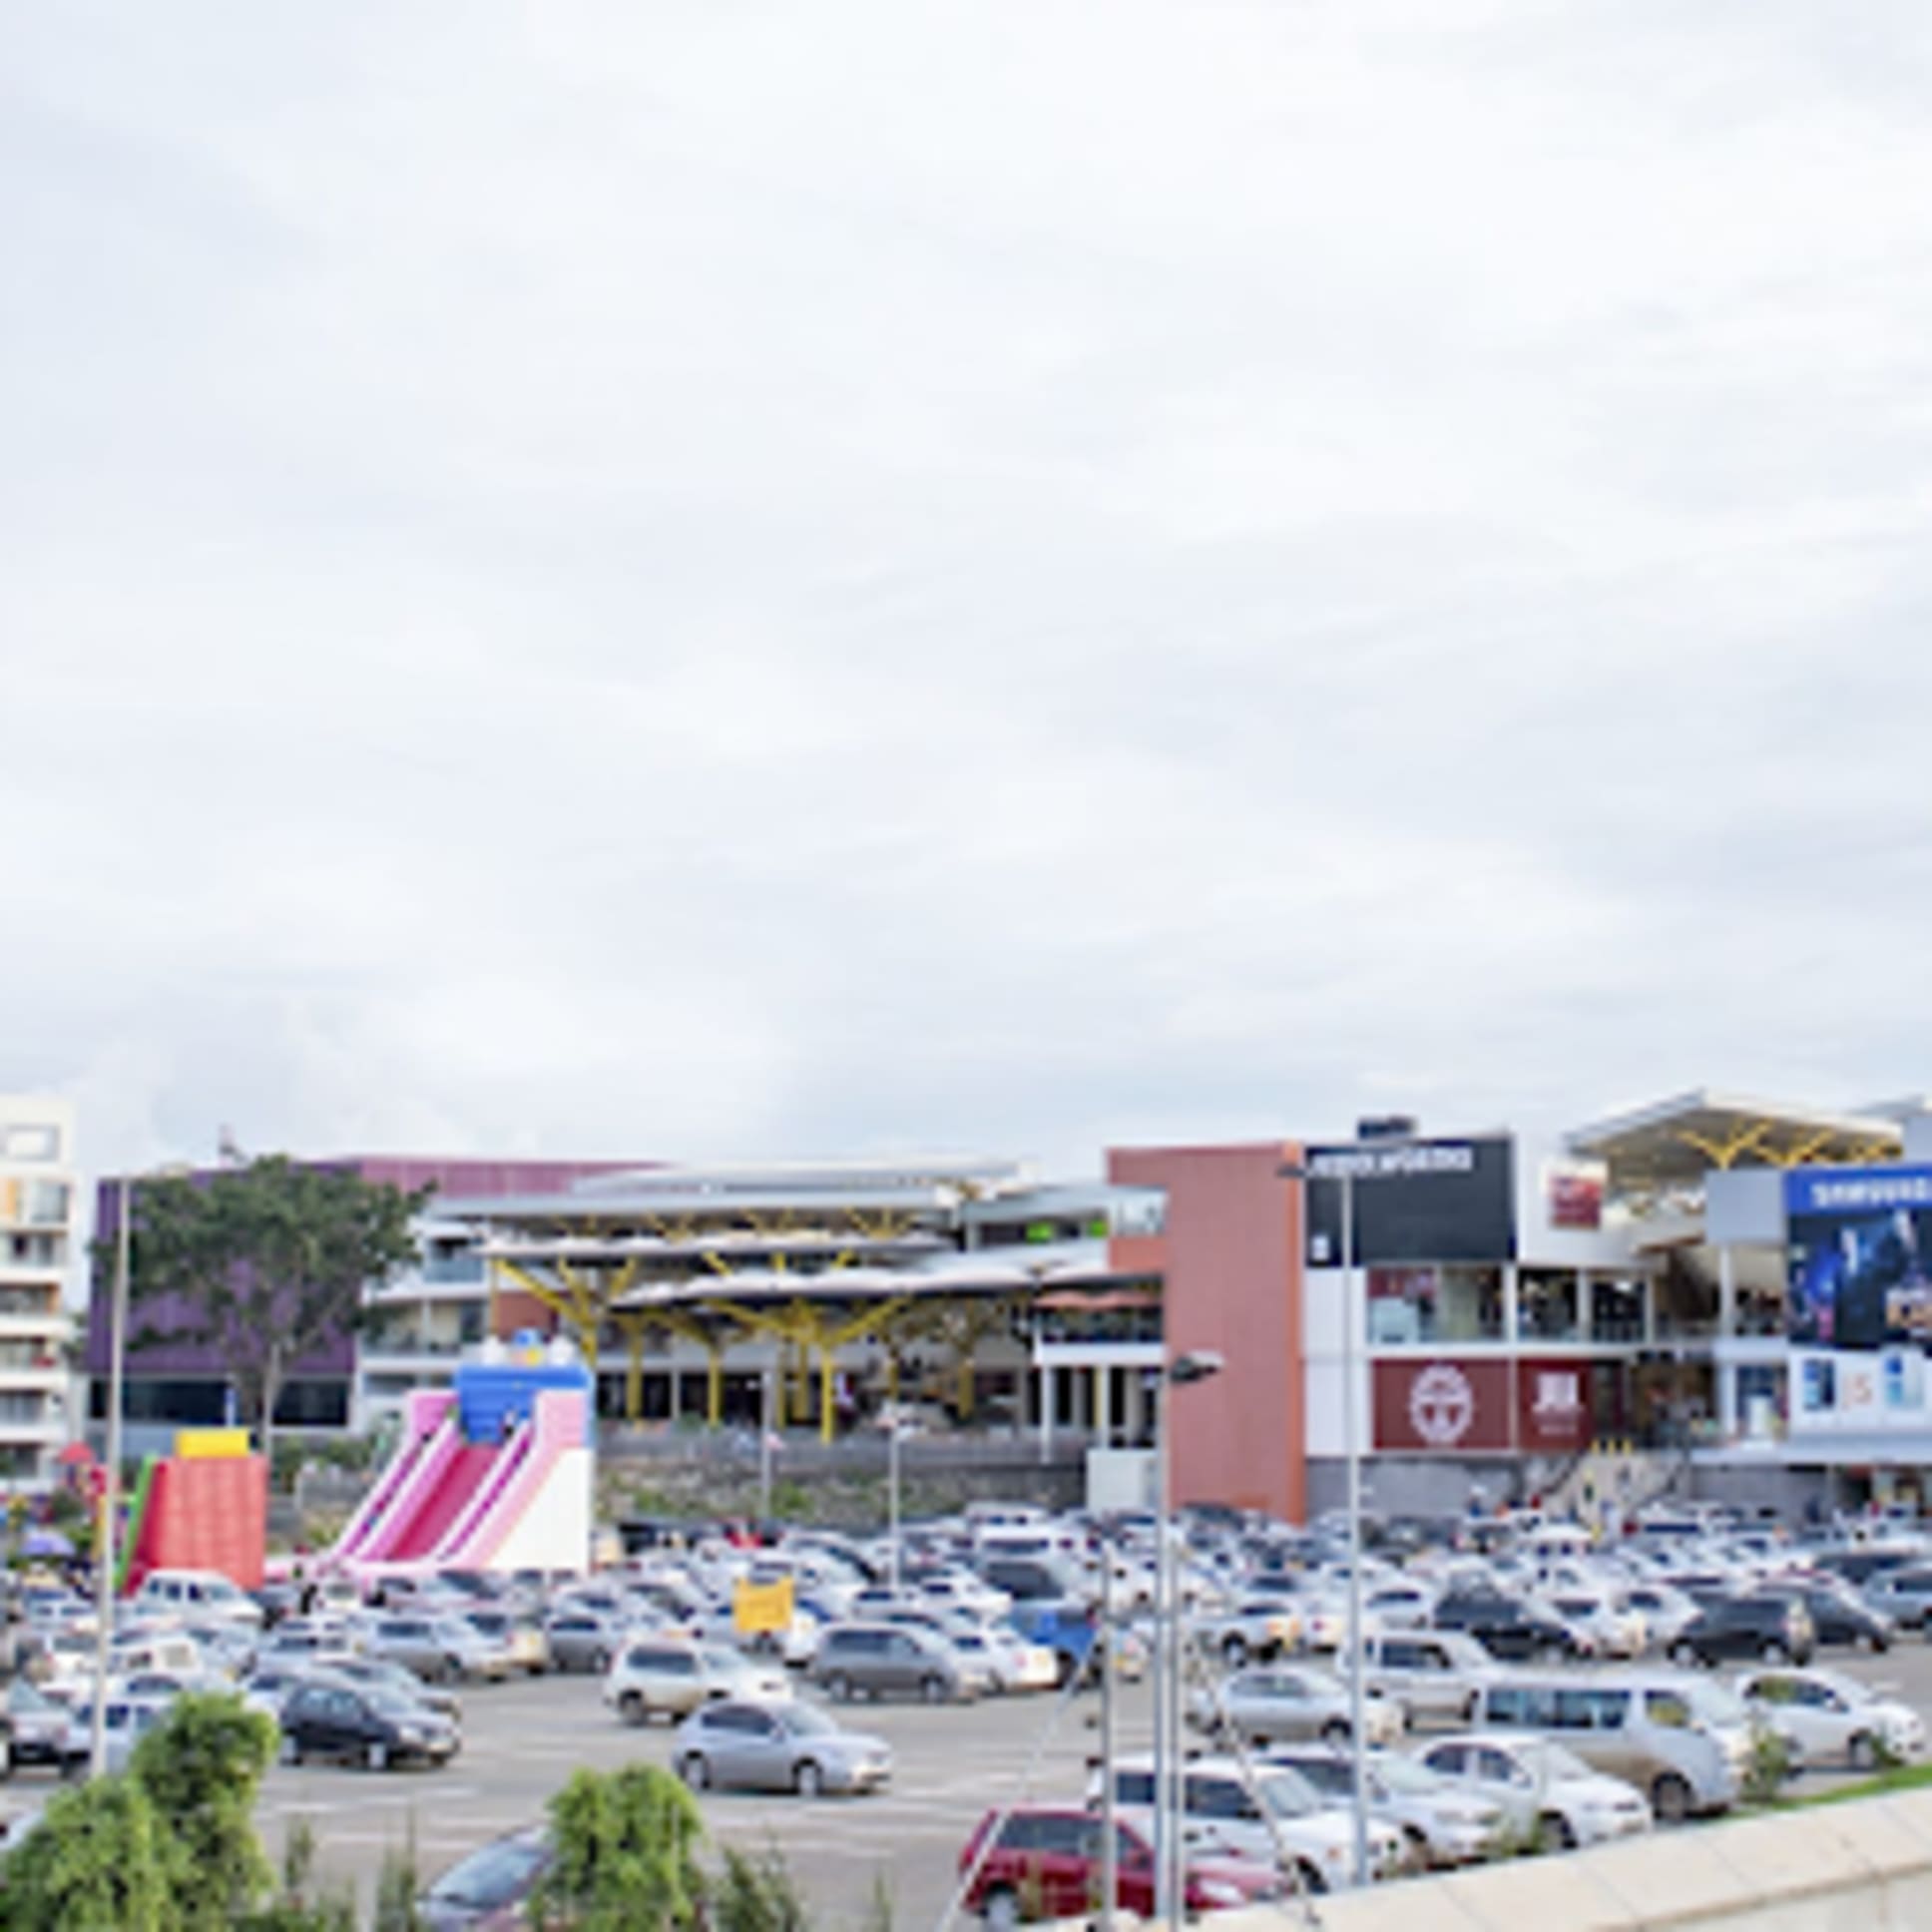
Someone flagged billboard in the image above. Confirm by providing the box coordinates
[1516,1357,1595,1453]
[1543,1160,1606,1231]
[1304,1137,1516,1267]
[1786,1167,1932,1352]
[1372,1357,1512,1453]
[1786,1166,1932,1437]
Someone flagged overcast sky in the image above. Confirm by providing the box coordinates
[6,2,1932,1182]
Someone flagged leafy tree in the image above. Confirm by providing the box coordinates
[529,1764,707,1931]
[711,1844,813,1932]
[121,1156,429,1467]
[129,1691,279,1929]
[0,1774,181,1932]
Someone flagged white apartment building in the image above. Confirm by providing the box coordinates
[0,1097,77,1484]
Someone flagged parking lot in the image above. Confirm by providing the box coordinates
[244,1635,1932,1928]
[258,1670,1148,1927]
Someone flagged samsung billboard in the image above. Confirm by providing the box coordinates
[1303,1135,1517,1267]
[1786,1166,1932,1351]
[1787,1166,1932,1437]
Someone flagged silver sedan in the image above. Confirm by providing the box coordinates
[673,1698,891,1797]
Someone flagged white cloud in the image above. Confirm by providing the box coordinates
[4,1,1931,1178]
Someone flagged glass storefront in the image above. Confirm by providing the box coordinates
[1366,1265,1504,1344]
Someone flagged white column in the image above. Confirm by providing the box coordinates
[1718,1245,1737,1340]
[1502,1261,1519,1345]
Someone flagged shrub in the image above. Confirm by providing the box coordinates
[529,1764,707,1931]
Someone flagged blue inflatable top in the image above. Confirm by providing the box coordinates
[454,1343,593,1444]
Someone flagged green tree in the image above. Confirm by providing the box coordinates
[129,1691,279,1929]
[120,1156,429,1468]
[529,1764,707,1931]
[711,1844,813,1932]
[0,1774,181,1932]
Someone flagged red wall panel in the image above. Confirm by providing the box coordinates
[1373,1357,1513,1453]
[1108,1143,1303,1522]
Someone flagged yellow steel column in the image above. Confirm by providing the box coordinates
[625,1323,644,1424]
[708,1345,724,1429]
[820,1347,836,1444]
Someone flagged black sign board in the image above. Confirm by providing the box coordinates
[1301,1135,1516,1266]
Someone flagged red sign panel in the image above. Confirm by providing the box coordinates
[1373,1358,1512,1453]
[1547,1167,1605,1230]
[1516,1357,1595,1453]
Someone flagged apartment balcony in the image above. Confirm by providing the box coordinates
[0,1413,69,1445]
[0,1310,69,1341]
[0,1364,70,1392]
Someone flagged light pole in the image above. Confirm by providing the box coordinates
[1280,1153,1370,1888]
[1097,1513,1118,1932]
[90,1173,133,1779]
[1156,1348,1223,1931]
[758,1351,776,1523]
[886,1404,903,1594]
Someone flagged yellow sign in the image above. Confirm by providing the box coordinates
[732,1577,795,1636]
[175,1429,250,1460]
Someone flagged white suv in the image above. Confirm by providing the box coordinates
[130,1570,263,1630]
[1091,1753,1403,1893]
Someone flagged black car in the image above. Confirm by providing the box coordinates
[1669,1594,1815,1667]
[1430,1592,1586,1662]
[1755,1585,1893,1653]
[279,1682,459,1771]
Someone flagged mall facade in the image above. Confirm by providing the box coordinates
[87,1089,1932,1519]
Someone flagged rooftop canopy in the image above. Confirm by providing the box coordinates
[1567,1088,1902,1193]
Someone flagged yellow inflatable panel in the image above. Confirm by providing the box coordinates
[175,1428,250,1460]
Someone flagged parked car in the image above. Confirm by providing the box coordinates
[1260,1746,1503,1868]
[1734,1667,1928,1770]
[672,1697,890,1796]
[1861,1566,1932,1631]
[365,1615,511,1685]
[1669,1596,1815,1668]
[3,1680,86,1778]
[129,1569,264,1631]
[278,1681,459,1770]
[810,1624,977,1704]
[456,1611,549,1676]
[1754,1585,1894,1653]
[317,1655,461,1719]
[57,1696,172,1777]
[1193,1598,1303,1667]
[542,1610,625,1676]
[1350,1631,1496,1726]
[419,1826,551,1931]
[946,1627,1059,1693]
[1412,1732,1652,1851]
[958,1807,1282,1925]
[1093,1753,1403,1891]
[1542,1592,1647,1659]
[1431,1593,1589,1662]
[1472,1671,1747,1821]
[1618,1583,1703,1650]
[1192,1666,1404,1748]
[605,1640,791,1724]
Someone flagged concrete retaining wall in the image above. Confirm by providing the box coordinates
[1218,1787,1932,1931]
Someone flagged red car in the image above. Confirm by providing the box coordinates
[960,1807,1281,1926]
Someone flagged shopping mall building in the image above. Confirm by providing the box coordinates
[87,1089,1932,1519]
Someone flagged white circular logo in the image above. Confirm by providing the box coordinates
[1408,1363,1476,1447]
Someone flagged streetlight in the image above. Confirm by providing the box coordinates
[1155,1347,1223,1931]
[1279,1154,1369,1889]
[877,1402,914,1594]
[90,1172,134,1778]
